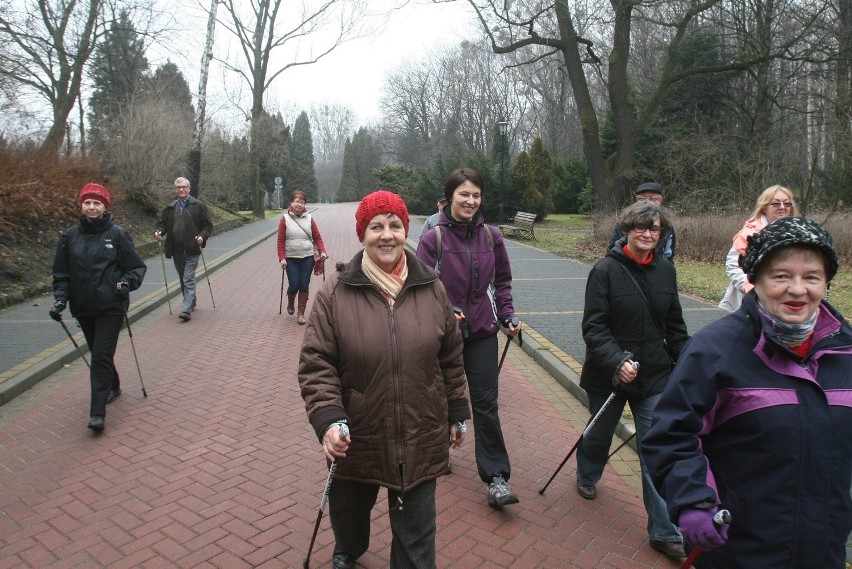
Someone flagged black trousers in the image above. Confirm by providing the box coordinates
[464,334,511,483]
[329,478,436,568]
[77,313,123,417]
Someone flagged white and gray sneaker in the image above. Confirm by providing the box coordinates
[487,476,519,507]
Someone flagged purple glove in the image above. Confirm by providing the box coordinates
[678,507,729,550]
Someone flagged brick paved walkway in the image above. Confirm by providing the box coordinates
[0,203,687,568]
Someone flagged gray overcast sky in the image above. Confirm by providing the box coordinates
[280,1,475,122]
[158,0,478,130]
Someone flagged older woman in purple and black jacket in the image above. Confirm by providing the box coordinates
[416,167,522,509]
[644,217,852,569]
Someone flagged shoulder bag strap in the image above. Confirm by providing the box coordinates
[289,211,315,247]
[616,262,667,346]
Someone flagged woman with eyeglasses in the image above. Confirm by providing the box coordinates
[276,189,327,324]
[577,199,690,560]
[718,185,800,312]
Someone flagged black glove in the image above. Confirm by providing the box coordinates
[115,281,130,301]
[49,300,66,322]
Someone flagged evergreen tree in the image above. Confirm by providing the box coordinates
[146,61,195,123]
[337,139,358,202]
[351,127,381,198]
[253,111,290,203]
[289,111,318,201]
[527,138,554,218]
[88,9,149,152]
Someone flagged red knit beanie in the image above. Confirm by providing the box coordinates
[78,183,111,208]
[355,190,410,240]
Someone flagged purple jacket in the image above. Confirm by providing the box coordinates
[643,293,852,568]
[416,208,515,340]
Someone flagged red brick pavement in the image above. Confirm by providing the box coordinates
[0,203,675,568]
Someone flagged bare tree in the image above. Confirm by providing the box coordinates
[310,102,355,201]
[462,0,836,212]
[218,0,366,217]
[0,0,104,155]
[102,97,194,211]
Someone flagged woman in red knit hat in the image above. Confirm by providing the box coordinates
[49,183,146,433]
[298,190,470,569]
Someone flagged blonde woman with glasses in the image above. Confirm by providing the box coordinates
[718,185,800,312]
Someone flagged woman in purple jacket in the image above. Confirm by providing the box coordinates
[416,167,523,508]
[644,217,852,568]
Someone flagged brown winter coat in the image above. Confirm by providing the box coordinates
[298,249,470,493]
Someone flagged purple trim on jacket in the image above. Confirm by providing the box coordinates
[702,388,798,435]
[415,208,514,340]
[644,293,852,568]
[826,389,852,407]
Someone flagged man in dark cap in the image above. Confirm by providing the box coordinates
[419,193,449,240]
[607,182,677,262]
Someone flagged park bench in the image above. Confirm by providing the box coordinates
[498,211,537,239]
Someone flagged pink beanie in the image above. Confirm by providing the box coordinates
[78,183,111,208]
[355,190,410,239]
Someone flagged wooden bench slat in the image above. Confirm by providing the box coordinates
[498,211,536,239]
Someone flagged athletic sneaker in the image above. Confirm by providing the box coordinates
[487,476,519,507]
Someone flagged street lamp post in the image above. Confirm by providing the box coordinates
[497,119,509,224]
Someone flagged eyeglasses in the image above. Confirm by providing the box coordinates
[292,199,305,204]
[175,185,189,190]
[768,201,792,209]
[632,224,662,235]
[635,194,663,203]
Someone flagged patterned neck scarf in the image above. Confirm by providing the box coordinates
[756,300,818,347]
[361,250,408,305]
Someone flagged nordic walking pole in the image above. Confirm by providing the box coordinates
[539,387,624,495]
[497,317,521,374]
[304,423,349,569]
[678,510,731,569]
[279,267,285,315]
[158,241,172,315]
[57,318,91,369]
[123,312,147,397]
[199,248,215,308]
[608,431,637,460]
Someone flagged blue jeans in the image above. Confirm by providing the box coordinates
[576,391,682,543]
[285,256,314,294]
[172,252,200,313]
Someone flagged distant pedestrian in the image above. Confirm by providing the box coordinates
[50,183,146,432]
[607,182,676,262]
[299,190,470,569]
[276,189,327,324]
[578,200,689,559]
[718,184,799,312]
[416,167,522,508]
[644,217,852,568]
[153,177,213,322]
[418,193,448,240]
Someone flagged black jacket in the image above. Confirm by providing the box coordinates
[156,196,213,258]
[52,213,147,318]
[580,245,689,398]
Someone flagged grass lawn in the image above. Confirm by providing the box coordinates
[517,214,852,316]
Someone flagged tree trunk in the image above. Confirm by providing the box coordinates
[188,0,219,198]
[554,0,610,211]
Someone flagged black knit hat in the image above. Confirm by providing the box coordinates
[741,217,839,283]
[635,182,663,195]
